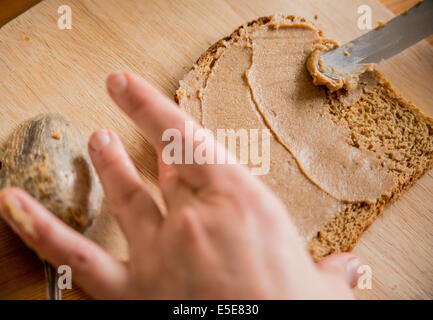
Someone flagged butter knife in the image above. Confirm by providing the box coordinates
[316,0,433,82]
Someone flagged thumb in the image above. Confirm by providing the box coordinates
[316,253,363,288]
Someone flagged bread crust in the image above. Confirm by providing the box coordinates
[176,15,433,260]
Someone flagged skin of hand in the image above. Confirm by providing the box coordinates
[0,71,363,299]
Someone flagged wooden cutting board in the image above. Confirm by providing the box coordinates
[0,0,432,300]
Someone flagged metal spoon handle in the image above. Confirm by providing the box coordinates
[43,261,62,300]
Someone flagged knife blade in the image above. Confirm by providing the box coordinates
[317,0,433,81]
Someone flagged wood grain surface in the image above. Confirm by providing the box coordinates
[0,0,432,300]
[382,0,433,46]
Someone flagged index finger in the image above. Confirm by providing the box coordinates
[107,70,198,153]
[106,71,237,189]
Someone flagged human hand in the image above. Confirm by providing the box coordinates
[0,71,362,299]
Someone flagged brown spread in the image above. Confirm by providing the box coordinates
[306,43,375,92]
[177,15,400,241]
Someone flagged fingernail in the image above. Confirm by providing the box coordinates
[90,129,111,152]
[346,257,362,287]
[107,71,127,95]
[1,195,37,240]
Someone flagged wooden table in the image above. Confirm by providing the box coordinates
[7,0,431,46]
[0,0,432,300]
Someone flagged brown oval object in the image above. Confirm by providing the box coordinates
[0,113,102,232]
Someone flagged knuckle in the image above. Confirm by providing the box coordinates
[213,182,284,226]
[110,185,142,211]
[174,207,202,238]
[176,207,194,227]
[215,187,254,221]
[66,241,95,270]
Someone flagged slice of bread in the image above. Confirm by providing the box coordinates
[175,15,433,259]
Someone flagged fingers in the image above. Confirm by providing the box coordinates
[316,253,363,288]
[106,70,196,154]
[88,129,161,242]
[0,188,129,299]
[106,70,221,189]
[158,154,180,196]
